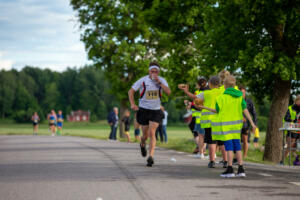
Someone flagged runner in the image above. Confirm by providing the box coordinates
[56,110,64,136]
[128,61,171,167]
[31,112,40,136]
[179,76,225,168]
[239,85,257,158]
[48,110,57,136]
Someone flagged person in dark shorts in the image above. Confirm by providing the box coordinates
[122,110,131,142]
[133,113,141,142]
[184,100,200,154]
[56,110,64,136]
[239,85,257,158]
[128,62,171,167]
[48,110,57,136]
[31,112,40,136]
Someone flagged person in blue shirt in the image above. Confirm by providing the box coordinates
[56,110,64,136]
[48,110,57,136]
[107,107,119,140]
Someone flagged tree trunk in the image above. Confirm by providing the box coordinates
[119,99,128,138]
[263,77,291,162]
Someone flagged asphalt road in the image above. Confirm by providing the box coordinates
[0,135,299,200]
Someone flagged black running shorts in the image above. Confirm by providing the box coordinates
[188,117,198,137]
[241,128,249,135]
[137,107,164,126]
[204,128,217,144]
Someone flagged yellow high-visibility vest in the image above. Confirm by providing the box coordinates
[200,88,223,128]
[282,105,297,134]
[193,90,202,124]
[211,94,243,141]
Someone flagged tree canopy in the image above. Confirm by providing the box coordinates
[71,0,299,162]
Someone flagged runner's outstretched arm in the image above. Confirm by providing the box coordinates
[128,88,138,111]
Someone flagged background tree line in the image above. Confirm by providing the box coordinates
[0,66,191,124]
[0,66,118,122]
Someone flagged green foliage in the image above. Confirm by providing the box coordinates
[13,110,31,123]
[70,0,153,106]
[257,116,268,132]
[0,66,118,122]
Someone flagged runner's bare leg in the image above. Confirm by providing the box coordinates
[149,121,159,157]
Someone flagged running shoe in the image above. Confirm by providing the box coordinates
[236,166,246,177]
[193,147,199,154]
[233,158,238,165]
[223,161,228,168]
[217,160,225,164]
[208,161,215,168]
[200,154,205,159]
[221,166,235,178]
[147,156,154,167]
[140,143,147,157]
[194,153,201,158]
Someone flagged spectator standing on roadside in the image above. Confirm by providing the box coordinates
[107,107,119,141]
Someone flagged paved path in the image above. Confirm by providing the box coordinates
[0,135,299,200]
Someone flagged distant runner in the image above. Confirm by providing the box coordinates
[31,112,40,136]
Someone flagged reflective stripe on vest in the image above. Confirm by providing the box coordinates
[211,93,243,141]
[192,90,201,117]
[282,105,297,134]
[201,112,215,116]
[200,88,223,128]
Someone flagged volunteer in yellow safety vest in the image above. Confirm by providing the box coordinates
[283,95,300,160]
[180,76,227,168]
[199,75,256,178]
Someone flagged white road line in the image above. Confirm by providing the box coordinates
[290,182,300,186]
[258,173,273,177]
[177,152,185,154]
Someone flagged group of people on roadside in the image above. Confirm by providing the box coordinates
[283,95,300,164]
[127,61,258,177]
[31,110,64,136]
[109,61,299,174]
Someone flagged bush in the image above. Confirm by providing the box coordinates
[90,114,98,122]
[13,110,31,123]
[257,116,268,131]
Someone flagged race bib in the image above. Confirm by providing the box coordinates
[146,90,159,100]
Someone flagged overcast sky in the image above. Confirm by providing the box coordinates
[0,0,90,72]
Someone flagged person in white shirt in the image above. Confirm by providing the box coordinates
[161,106,168,143]
[128,62,171,167]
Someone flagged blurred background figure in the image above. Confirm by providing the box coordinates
[48,110,57,136]
[134,113,141,142]
[122,110,131,142]
[161,106,168,143]
[56,110,64,136]
[107,107,119,141]
[31,112,40,136]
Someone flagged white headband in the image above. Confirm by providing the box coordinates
[149,65,160,71]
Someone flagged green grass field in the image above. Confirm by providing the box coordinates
[0,121,273,164]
